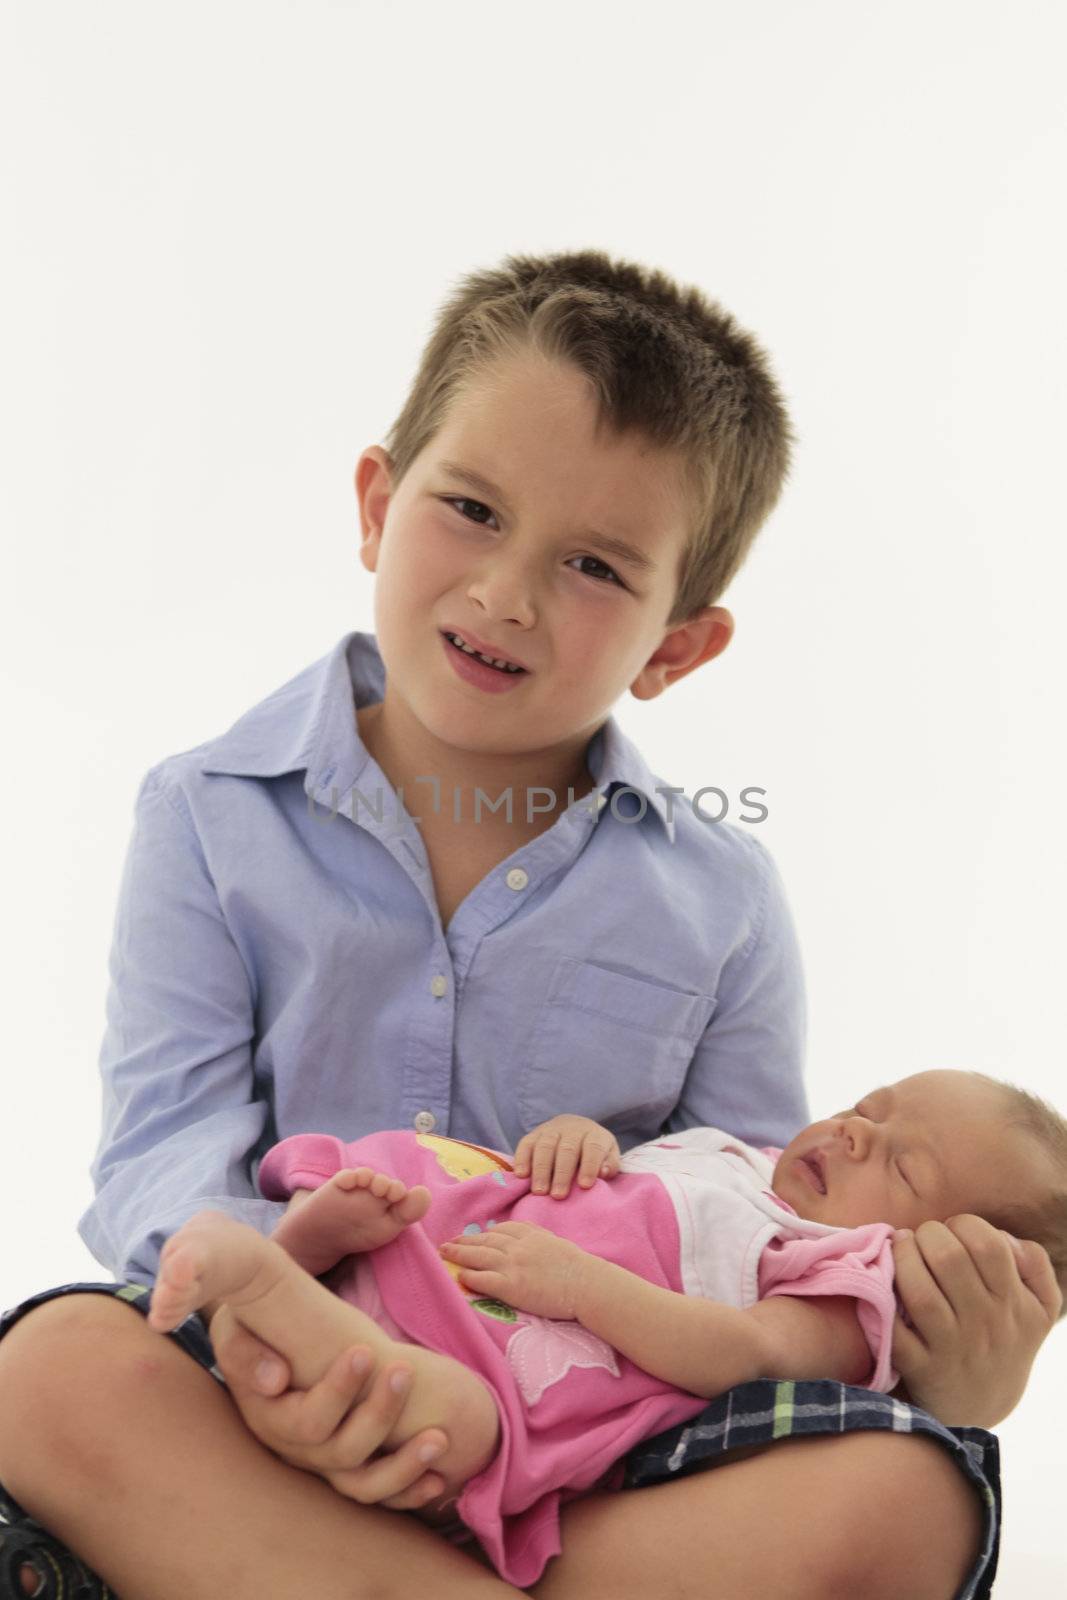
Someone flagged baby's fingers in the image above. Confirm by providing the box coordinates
[546,1133,586,1196]
[512,1132,540,1180]
[576,1135,620,1188]
[514,1132,558,1183]
[524,1136,561,1195]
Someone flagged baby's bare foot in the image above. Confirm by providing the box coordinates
[148,1210,285,1334]
[277,1168,433,1276]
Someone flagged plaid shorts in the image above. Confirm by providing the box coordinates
[0,1280,1001,1598]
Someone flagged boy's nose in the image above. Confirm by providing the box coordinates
[465,556,539,629]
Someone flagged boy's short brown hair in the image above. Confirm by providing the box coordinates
[381,249,795,626]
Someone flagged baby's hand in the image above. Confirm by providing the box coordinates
[439,1220,593,1320]
[513,1115,621,1198]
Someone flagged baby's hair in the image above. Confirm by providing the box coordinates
[380,249,795,625]
[969,1071,1067,1322]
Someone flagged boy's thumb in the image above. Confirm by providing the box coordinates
[210,1312,288,1393]
[253,1354,287,1393]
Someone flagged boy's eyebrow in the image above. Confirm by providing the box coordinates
[436,460,659,576]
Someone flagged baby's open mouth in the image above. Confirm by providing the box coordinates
[801,1154,827,1194]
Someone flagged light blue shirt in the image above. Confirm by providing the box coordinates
[79,631,809,1286]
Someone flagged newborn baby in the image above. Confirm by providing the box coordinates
[146,1068,1067,1586]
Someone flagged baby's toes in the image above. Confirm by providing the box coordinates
[392,1183,432,1224]
[333,1167,374,1191]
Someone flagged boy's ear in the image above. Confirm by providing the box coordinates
[630,607,734,701]
[354,446,395,574]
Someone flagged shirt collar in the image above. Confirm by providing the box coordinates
[202,630,676,842]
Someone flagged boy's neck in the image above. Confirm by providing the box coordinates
[355,696,601,834]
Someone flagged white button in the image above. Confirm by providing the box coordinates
[430,974,448,997]
[413,1110,436,1133]
[506,867,529,891]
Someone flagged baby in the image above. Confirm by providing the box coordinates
[147,1068,1067,1586]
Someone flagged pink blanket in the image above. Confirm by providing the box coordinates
[258,1128,716,1586]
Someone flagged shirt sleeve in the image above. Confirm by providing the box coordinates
[662,834,810,1150]
[76,768,286,1286]
[757,1224,900,1391]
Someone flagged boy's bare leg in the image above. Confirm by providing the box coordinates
[148,1203,500,1499]
[0,1294,520,1600]
[530,1432,984,1600]
[0,1295,982,1600]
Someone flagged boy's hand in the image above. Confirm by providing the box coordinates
[890,1215,1062,1426]
[208,1308,450,1511]
[439,1220,595,1320]
[513,1114,621,1197]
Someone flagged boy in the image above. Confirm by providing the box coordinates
[0,251,1056,1600]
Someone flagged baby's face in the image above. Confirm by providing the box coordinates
[772,1068,1039,1229]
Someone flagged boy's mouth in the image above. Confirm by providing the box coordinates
[441,629,529,675]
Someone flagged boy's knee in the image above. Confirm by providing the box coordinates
[816,1433,983,1600]
[0,1295,160,1483]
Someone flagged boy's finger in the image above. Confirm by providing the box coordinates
[1010,1238,1063,1324]
[889,1310,930,1387]
[270,1351,412,1466]
[379,1469,450,1511]
[211,1309,292,1395]
[328,1360,437,1480]
[329,1427,449,1505]
[238,1344,378,1457]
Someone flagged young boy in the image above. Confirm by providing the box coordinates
[0,251,1056,1600]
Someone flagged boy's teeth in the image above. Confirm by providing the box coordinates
[445,633,523,672]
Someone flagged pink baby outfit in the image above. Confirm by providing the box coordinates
[257,1127,898,1588]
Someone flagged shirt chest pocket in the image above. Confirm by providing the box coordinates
[518,957,716,1138]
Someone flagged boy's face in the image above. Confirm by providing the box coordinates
[773,1069,1043,1230]
[354,351,732,768]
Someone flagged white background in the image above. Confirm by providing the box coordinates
[2,2,1064,1591]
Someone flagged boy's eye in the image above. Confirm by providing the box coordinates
[895,1160,915,1194]
[445,495,498,528]
[566,553,624,587]
[441,497,624,588]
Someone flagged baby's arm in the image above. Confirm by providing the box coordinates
[572,1257,874,1397]
[444,1223,875,1396]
